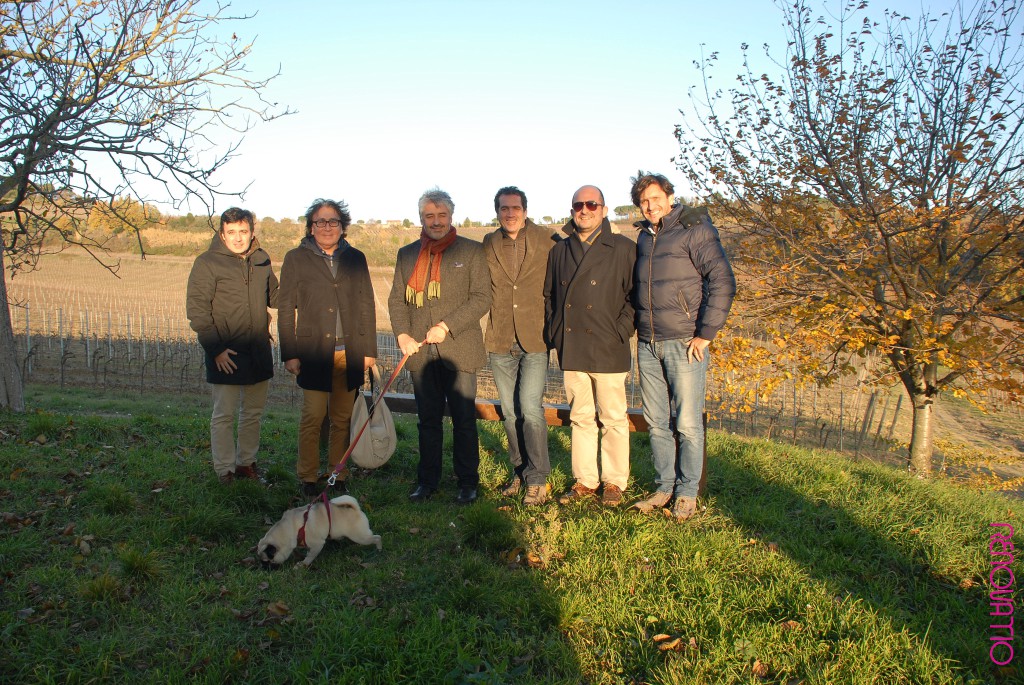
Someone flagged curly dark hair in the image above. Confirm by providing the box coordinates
[304,198,352,237]
[629,171,674,208]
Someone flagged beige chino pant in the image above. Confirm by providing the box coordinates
[210,380,270,477]
[563,369,630,491]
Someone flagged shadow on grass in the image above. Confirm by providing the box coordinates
[706,437,998,678]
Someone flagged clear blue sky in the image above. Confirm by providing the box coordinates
[201,0,939,224]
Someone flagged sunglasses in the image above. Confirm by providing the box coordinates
[571,201,603,212]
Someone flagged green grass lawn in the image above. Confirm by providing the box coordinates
[0,385,1017,684]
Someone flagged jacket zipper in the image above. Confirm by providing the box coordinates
[647,228,656,340]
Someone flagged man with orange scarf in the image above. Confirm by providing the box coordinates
[389,188,491,504]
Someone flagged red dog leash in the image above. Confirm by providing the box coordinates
[325,351,413,488]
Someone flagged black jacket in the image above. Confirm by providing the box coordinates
[633,204,736,343]
[186,235,279,385]
[544,219,636,373]
[278,237,377,392]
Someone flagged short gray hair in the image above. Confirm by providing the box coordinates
[418,188,455,218]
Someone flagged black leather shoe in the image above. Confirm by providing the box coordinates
[409,485,435,503]
[455,487,478,505]
[329,479,349,495]
[301,482,319,497]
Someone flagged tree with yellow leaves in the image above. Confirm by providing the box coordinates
[678,0,1024,474]
[0,0,289,410]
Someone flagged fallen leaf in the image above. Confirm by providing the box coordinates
[780,620,802,631]
[16,608,34,620]
[79,540,91,556]
[657,637,682,652]
[257,582,269,591]
[267,601,290,617]
[61,523,75,536]
[766,542,779,553]
[652,634,673,643]
[408,528,420,535]
[437,609,445,621]
[752,659,769,678]
[218,586,230,598]
[231,648,249,664]
[10,468,26,480]
[689,637,698,650]
[35,434,47,445]
[526,551,544,568]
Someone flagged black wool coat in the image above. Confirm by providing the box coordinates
[544,219,636,373]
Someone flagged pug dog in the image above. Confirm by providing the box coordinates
[257,495,381,568]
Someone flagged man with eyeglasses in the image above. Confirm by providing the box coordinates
[544,185,636,507]
[629,171,734,521]
[278,199,377,498]
[482,186,555,506]
[389,188,491,505]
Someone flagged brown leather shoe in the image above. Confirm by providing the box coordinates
[218,471,234,485]
[234,463,259,480]
[601,484,624,507]
[523,484,550,506]
[558,482,597,505]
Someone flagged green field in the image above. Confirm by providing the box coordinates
[0,385,1016,684]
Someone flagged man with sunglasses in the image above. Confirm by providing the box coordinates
[544,185,636,506]
[278,198,377,498]
[629,171,735,522]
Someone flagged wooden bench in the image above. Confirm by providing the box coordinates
[373,393,707,495]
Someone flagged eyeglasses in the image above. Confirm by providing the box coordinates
[571,201,603,212]
[312,219,342,229]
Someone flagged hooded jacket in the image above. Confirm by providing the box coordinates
[186,234,279,385]
[277,236,378,393]
[633,204,736,344]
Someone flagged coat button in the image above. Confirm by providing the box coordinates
[590,280,597,285]
[586,304,593,309]
[586,329,593,334]
[565,303,571,308]
[566,327,572,333]
[561,280,567,285]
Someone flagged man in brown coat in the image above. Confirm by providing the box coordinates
[278,199,377,497]
[389,188,491,505]
[483,186,554,505]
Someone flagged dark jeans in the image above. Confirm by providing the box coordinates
[489,343,550,486]
[411,358,480,490]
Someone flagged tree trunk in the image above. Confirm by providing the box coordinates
[0,243,27,411]
[907,391,934,475]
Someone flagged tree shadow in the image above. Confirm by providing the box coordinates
[706,438,994,677]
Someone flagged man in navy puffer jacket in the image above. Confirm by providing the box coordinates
[630,171,735,521]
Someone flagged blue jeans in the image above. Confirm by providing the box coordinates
[489,343,550,486]
[637,339,708,498]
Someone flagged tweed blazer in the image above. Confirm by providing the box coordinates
[388,234,491,373]
[482,220,554,354]
[544,219,636,373]
[277,237,377,393]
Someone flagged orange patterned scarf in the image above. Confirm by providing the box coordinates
[405,228,458,307]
